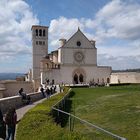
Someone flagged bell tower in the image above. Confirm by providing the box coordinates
[31,25,48,85]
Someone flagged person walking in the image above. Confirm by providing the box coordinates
[5,108,17,140]
[18,88,31,104]
[40,85,46,98]
[45,87,50,98]
[0,109,6,140]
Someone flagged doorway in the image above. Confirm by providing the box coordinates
[74,74,78,84]
[79,74,84,83]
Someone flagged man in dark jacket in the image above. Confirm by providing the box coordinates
[0,109,6,140]
[5,108,17,140]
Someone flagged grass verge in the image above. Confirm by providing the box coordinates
[16,88,88,140]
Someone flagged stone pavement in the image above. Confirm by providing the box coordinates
[16,98,47,121]
[16,85,60,121]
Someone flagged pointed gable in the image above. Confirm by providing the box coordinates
[62,28,96,49]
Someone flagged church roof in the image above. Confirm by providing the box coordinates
[58,27,96,49]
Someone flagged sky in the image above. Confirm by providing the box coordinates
[0,0,140,73]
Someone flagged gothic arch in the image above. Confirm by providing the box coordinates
[74,74,78,84]
[72,68,86,84]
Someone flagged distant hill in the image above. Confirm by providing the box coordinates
[112,68,140,73]
[0,73,25,80]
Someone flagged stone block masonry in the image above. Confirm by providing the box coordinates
[0,92,43,113]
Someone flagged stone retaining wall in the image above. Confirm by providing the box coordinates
[0,80,34,98]
[0,92,43,113]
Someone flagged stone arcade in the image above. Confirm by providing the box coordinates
[31,25,111,87]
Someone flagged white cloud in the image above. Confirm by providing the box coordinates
[94,0,140,41]
[49,16,85,50]
[48,0,140,69]
[98,54,140,70]
[0,0,39,65]
[0,0,140,71]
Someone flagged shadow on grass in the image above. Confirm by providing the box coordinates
[52,91,75,127]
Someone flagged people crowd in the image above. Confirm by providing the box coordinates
[40,84,57,98]
[0,108,17,140]
[0,83,63,140]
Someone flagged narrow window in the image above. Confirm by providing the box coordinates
[43,30,46,36]
[39,29,42,36]
[39,41,42,45]
[36,29,38,36]
[36,41,38,45]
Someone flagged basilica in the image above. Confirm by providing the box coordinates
[31,25,111,87]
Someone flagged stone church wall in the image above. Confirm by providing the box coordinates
[42,65,111,84]
[85,66,111,83]
[110,72,140,84]
[60,48,97,65]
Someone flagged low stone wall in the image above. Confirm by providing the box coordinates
[0,92,43,113]
[111,72,140,84]
[0,80,34,98]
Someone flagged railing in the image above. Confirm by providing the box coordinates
[52,89,127,140]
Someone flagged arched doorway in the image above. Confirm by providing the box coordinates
[79,74,83,83]
[74,74,78,84]
[107,78,110,83]
[72,68,86,84]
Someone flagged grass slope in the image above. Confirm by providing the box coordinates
[70,85,140,140]
[16,88,88,140]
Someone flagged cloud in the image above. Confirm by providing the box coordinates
[98,53,140,70]
[49,0,140,46]
[1,0,140,72]
[94,0,140,41]
[49,16,85,50]
[48,0,140,69]
[0,0,39,64]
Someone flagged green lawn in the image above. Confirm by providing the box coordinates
[69,85,140,140]
[16,88,88,140]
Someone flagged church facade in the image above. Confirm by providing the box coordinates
[31,25,111,86]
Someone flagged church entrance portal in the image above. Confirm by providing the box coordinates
[72,68,86,84]
[79,74,84,83]
[74,74,78,84]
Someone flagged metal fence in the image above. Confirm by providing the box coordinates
[52,89,127,140]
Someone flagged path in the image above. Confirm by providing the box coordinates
[16,98,46,121]
[16,84,60,120]
[15,85,60,140]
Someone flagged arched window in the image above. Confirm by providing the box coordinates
[43,30,45,36]
[107,78,110,83]
[79,74,83,83]
[39,29,42,36]
[36,29,38,36]
[74,74,78,84]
